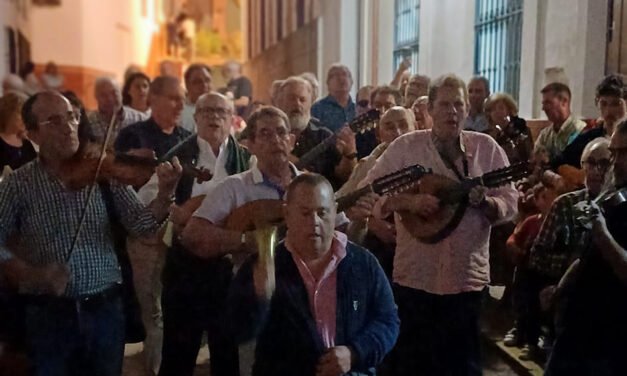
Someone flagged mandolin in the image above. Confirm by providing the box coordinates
[294,109,380,170]
[399,162,531,244]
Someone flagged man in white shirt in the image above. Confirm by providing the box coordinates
[159,92,250,376]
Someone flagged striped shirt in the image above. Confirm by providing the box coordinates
[361,130,519,295]
[0,159,161,296]
[528,188,590,279]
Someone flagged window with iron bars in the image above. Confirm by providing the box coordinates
[394,0,420,74]
[474,0,524,100]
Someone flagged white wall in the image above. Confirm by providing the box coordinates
[518,0,607,119]
[418,0,475,81]
[30,0,159,81]
[317,0,360,96]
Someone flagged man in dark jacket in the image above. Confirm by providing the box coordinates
[228,173,399,376]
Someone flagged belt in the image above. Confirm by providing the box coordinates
[22,284,122,312]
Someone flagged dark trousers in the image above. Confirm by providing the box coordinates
[511,266,542,345]
[159,253,239,376]
[24,290,125,376]
[387,284,483,376]
[545,326,627,376]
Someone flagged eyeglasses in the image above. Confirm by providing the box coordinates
[583,158,611,171]
[196,107,232,118]
[357,100,369,108]
[255,127,290,141]
[39,111,81,128]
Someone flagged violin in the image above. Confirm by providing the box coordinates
[60,142,212,190]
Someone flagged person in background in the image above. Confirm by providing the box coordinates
[122,72,152,116]
[41,62,64,91]
[180,63,213,133]
[356,85,403,158]
[554,74,627,170]
[534,82,586,166]
[404,74,430,109]
[177,12,196,61]
[299,72,320,102]
[484,92,533,165]
[269,80,284,106]
[503,182,559,360]
[338,106,416,278]
[223,60,253,118]
[2,74,26,97]
[464,76,490,132]
[355,85,374,116]
[19,62,41,96]
[311,64,356,133]
[411,96,433,130]
[0,92,36,171]
[88,77,148,148]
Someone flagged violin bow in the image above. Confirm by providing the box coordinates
[64,107,122,263]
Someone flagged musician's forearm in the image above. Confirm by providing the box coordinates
[335,157,357,182]
[597,228,627,286]
[147,192,174,223]
[181,218,247,259]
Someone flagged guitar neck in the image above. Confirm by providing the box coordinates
[295,133,338,169]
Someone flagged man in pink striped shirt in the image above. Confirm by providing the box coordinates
[360,74,518,375]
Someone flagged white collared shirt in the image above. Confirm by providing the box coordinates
[180,101,197,133]
[192,136,230,196]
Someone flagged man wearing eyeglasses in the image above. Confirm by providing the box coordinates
[158,92,250,376]
[525,137,612,359]
[538,123,627,375]
[0,91,181,376]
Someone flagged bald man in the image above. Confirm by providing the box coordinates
[87,76,147,148]
[338,106,416,276]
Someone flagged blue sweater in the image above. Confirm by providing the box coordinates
[228,241,399,376]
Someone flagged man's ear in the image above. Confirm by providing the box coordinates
[287,133,296,153]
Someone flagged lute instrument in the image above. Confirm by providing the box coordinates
[294,109,380,170]
[399,162,531,244]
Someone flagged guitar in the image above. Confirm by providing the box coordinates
[336,164,432,212]
[399,162,531,244]
[294,109,380,170]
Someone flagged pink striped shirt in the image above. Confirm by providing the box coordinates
[362,130,518,295]
[285,231,348,348]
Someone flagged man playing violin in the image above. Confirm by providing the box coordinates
[159,92,250,376]
[360,74,518,375]
[0,91,182,376]
[538,125,627,375]
[276,76,357,189]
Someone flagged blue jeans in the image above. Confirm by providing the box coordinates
[24,293,125,376]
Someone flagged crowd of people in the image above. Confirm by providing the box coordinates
[0,56,626,376]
